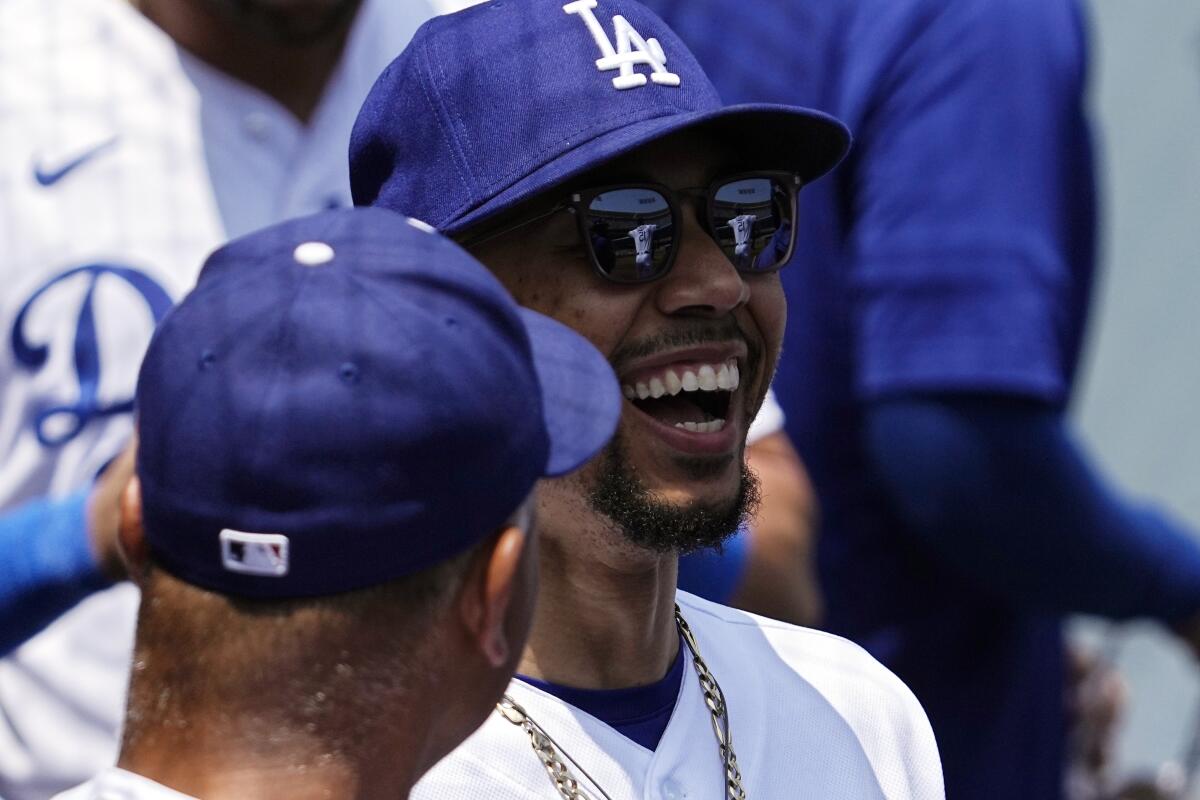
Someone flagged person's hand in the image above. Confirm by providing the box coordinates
[85,438,137,582]
[1066,643,1127,799]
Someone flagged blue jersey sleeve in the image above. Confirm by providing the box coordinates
[865,396,1200,621]
[846,0,1096,403]
[677,524,751,605]
[0,491,111,656]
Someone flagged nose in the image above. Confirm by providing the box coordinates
[654,208,750,317]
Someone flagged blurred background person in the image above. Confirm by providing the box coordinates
[643,0,1200,798]
[0,0,442,795]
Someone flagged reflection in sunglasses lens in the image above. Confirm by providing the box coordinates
[586,189,674,281]
[710,178,792,272]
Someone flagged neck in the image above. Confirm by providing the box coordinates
[519,524,680,689]
[132,0,357,122]
[119,679,440,800]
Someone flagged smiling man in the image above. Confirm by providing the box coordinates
[350,1,944,797]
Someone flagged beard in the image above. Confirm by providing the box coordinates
[587,435,761,555]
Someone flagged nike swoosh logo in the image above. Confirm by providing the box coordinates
[33,136,119,187]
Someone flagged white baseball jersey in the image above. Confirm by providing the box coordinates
[414,591,944,800]
[746,388,783,445]
[51,769,194,800]
[0,0,435,796]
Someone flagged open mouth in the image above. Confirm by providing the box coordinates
[621,359,738,434]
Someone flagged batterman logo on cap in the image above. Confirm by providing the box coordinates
[563,0,680,90]
[220,529,290,577]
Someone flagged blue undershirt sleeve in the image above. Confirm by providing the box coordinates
[677,524,751,605]
[0,491,111,656]
[864,396,1200,622]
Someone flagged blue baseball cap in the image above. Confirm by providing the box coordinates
[135,207,621,599]
[349,0,851,235]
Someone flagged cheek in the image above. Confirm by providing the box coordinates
[486,252,575,319]
[750,277,787,360]
[489,258,632,357]
[544,295,628,361]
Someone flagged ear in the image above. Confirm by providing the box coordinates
[117,475,150,582]
[461,525,531,668]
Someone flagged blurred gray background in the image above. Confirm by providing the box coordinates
[1074,0,1200,785]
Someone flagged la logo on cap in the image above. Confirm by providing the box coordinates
[563,0,681,90]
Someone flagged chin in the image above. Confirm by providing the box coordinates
[585,433,760,555]
[649,454,742,501]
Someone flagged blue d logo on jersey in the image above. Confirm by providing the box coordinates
[11,264,173,447]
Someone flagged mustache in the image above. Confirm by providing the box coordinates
[608,318,762,376]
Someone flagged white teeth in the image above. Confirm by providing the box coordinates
[625,360,740,399]
[665,369,683,396]
[674,419,726,433]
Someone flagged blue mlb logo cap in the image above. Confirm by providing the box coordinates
[135,207,621,598]
[349,0,851,234]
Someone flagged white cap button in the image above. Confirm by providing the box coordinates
[293,241,335,266]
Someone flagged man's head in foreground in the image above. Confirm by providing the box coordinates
[350,0,850,559]
[115,207,620,798]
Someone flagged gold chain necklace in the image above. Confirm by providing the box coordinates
[495,604,747,800]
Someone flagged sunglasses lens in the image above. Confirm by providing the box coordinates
[584,188,675,282]
[710,177,795,273]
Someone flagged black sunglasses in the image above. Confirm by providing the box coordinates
[465,171,803,284]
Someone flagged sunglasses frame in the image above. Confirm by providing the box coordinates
[459,171,804,285]
[567,170,803,285]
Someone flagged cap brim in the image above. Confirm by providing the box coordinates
[518,308,621,477]
[443,104,850,236]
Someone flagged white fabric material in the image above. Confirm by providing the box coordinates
[52,769,196,800]
[0,0,435,796]
[414,591,944,800]
[430,0,487,13]
[746,387,784,444]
